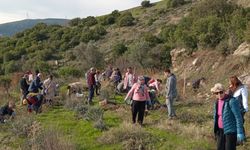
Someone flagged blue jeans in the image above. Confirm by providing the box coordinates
[88,85,95,102]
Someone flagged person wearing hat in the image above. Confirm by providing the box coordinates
[125,76,150,125]
[211,83,244,150]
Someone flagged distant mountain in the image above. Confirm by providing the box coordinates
[0,18,69,36]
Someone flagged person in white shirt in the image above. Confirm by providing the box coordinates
[43,75,57,104]
[95,70,102,95]
[229,76,248,141]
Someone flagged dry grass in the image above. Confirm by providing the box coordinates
[157,119,213,141]
[98,122,157,150]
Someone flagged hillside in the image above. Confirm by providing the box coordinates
[0,18,68,36]
[0,0,250,149]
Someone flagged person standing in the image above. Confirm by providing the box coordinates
[164,68,177,119]
[229,76,248,140]
[123,67,137,92]
[95,70,102,95]
[125,76,150,125]
[211,83,244,150]
[117,68,122,83]
[87,67,96,105]
[20,73,29,105]
[28,70,43,93]
[104,65,113,81]
[43,75,57,104]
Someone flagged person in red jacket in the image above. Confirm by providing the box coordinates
[87,67,96,105]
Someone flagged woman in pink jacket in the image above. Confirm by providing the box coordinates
[125,76,150,125]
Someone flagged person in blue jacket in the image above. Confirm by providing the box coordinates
[211,83,244,150]
[28,70,43,93]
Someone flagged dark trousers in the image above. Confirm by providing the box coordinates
[88,85,95,102]
[242,112,246,138]
[0,115,4,123]
[131,101,146,124]
[33,94,43,113]
[95,82,101,95]
[216,129,237,150]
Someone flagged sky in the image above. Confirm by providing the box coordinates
[0,0,161,24]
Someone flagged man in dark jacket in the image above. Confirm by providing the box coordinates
[164,68,177,119]
[28,71,43,93]
[0,101,15,123]
[20,74,29,103]
[87,67,96,105]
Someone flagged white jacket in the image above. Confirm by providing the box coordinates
[233,85,248,112]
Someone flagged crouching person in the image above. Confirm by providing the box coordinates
[0,101,16,123]
[211,83,244,150]
[26,93,43,114]
[125,76,150,126]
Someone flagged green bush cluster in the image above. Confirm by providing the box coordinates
[159,0,250,54]
[112,43,128,57]
[141,0,151,8]
[117,12,135,27]
[100,10,121,25]
[165,0,185,8]
[69,16,98,27]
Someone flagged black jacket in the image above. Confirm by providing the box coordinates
[0,105,14,116]
[20,78,29,92]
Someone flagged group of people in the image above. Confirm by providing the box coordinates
[85,66,177,126]
[212,76,248,150]
[19,70,57,113]
[0,65,249,150]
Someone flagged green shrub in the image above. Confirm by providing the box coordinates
[81,29,100,42]
[73,42,104,70]
[100,15,116,25]
[147,18,156,26]
[111,10,121,18]
[216,39,230,55]
[174,17,198,49]
[4,61,20,74]
[117,12,135,27]
[159,24,176,43]
[190,0,235,18]
[36,49,54,61]
[127,40,151,68]
[69,17,81,26]
[112,43,128,57]
[58,67,82,78]
[192,15,225,48]
[141,0,151,8]
[93,25,107,36]
[142,33,161,47]
[34,61,53,73]
[245,22,250,42]
[81,16,98,27]
[165,0,185,8]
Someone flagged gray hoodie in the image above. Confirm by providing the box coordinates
[166,73,177,99]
